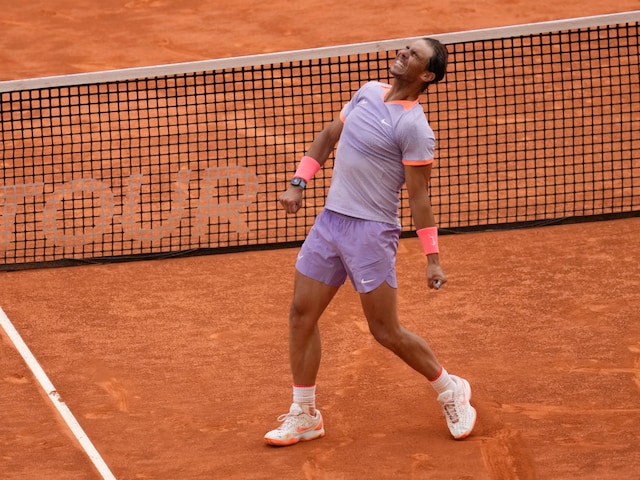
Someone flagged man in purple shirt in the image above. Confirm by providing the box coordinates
[265,37,477,446]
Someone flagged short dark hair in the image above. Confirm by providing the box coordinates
[422,37,448,89]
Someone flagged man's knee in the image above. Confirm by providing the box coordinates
[289,303,318,334]
[368,320,401,350]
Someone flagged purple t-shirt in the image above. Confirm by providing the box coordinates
[325,81,436,226]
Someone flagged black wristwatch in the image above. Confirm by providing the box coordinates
[290,177,307,189]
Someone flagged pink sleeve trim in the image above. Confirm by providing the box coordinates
[402,158,434,166]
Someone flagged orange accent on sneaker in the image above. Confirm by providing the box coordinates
[297,416,324,434]
[264,407,325,447]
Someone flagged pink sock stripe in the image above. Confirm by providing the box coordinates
[293,384,316,389]
[429,366,444,382]
[417,226,439,255]
[294,156,321,182]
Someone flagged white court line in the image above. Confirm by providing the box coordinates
[0,306,116,480]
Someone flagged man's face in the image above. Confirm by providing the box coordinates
[390,39,434,83]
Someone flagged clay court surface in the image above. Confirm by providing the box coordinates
[1,1,640,479]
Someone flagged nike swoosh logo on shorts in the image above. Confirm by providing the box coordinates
[360,279,375,284]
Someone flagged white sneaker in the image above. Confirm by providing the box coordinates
[264,403,325,446]
[437,375,477,440]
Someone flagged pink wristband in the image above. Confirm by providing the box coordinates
[417,227,439,255]
[294,155,321,182]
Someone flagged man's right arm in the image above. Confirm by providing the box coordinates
[279,116,343,214]
[304,117,344,165]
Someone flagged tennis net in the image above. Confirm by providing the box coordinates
[1,11,639,269]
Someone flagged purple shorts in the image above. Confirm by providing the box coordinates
[296,209,401,293]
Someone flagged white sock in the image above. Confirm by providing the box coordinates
[429,367,456,395]
[293,384,316,414]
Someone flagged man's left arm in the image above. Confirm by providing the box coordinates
[405,163,447,289]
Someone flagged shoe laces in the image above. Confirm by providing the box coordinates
[440,388,465,424]
[276,413,298,430]
[275,404,306,430]
[442,398,460,424]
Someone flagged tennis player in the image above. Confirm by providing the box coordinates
[264,37,476,446]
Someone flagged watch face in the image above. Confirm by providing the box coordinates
[291,177,306,188]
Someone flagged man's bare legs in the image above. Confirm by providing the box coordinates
[266,277,477,445]
[289,270,339,387]
[359,281,477,440]
[263,271,338,446]
[288,275,443,386]
[360,281,442,380]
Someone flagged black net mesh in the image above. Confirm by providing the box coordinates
[1,19,638,269]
